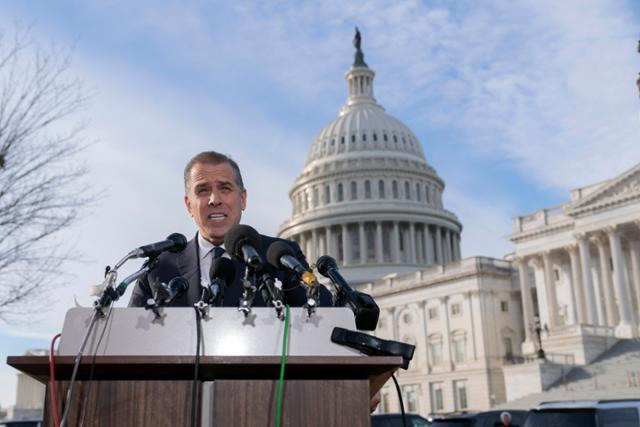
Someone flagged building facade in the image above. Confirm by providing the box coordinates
[278,32,640,413]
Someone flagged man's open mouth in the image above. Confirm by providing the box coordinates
[207,213,226,219]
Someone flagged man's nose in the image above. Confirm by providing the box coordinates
[208,191,221,205]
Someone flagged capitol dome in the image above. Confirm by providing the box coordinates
[278,31,462,284]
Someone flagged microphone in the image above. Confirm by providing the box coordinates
[208,257,236,305]
[316,255,380,331]
[152,276,190,307]
[129,233,188,259]
[224,225,263,269]
[266,241,317,287]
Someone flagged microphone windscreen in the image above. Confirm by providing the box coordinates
[167,276,189,297]
[167,233,188,253]
[210,257,236,284]
[316,255,338,277]
[266,240,296,269]
[224,224,262,260]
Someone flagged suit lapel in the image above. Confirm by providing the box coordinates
[177,236,202,304]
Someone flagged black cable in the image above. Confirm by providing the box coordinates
[78,305,114,427]
[191,302,203,427]
[59,310,100,427]
[391,374,408,427]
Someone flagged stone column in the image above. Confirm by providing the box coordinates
[440,296,452,369]
[607,226,636,337]
[325,226,333,258]
[301,232,308,259]
[594,234,617,326]
[420,301,431,372]
[542,251,559,328]
[425,225,434,265]
[359,222,366,264]
[558,252,577,325]
[629,238,640,325]
[392,221,400,263]
[435,227,443,265]
[416,227,424,264]
[567,245,586,324]
[375,221,383,263]
[444,229,451,264]
[409,222,417,264]
[516,257,535,343]
[310,228,318,262]
[341,224,351,266]
[577,233,598,325]
[466,291,478,360]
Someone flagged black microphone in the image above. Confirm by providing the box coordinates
[208,257,236,305]
[224,225,263,269]
[152,276,190,307]
[130,233,188,259]
[316,255,380,331]
[266,241,307,275]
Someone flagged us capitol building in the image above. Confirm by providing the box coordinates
[278,32,640,413]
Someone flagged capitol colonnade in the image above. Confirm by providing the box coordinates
[515,221,640,341]
[289,221,461,267]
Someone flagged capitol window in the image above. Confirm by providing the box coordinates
[428,307,438,319]
[383,133,388,142]
[341,136,345,145]
[378,180,385,198]
[350,181,357,200]
[428,337,442,366]
[313,187,319,207]
[337,183,344,202]
[393,134,398,143]
[425,185,430,203]
[451,303,462,316]
[373,133,377,141]
[324,185,331,204]
[364,180,371,199]
[452,334,466,363]
[351,134,356,143]
[405,181,411,200]
[416,183,421,201]
[362,133,367,142]
[454,380,468,410]
[392,180,399,199]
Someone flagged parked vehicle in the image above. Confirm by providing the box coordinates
[372,413,432,426]
[524,400,640,427]
[429,410,528,427]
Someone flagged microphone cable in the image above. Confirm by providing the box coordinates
[191,291,205,427]
[49,333,62,427]
[78,304,114,427]
[391,374,408,427]
[59,309,100,427]
[275,304,290,427]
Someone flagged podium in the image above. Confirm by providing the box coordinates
[7,308,402,426]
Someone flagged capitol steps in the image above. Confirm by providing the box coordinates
[498,339,640,410]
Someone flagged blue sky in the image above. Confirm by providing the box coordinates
[1,0,639,408]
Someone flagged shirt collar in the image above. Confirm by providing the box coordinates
[197,233,225,260]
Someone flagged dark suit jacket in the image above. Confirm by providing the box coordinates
[128,233,332,308]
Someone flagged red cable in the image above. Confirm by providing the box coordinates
[49,333,62,427]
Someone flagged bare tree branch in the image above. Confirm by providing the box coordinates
[0,25,95,322]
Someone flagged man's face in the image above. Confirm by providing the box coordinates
[184,161,246,245]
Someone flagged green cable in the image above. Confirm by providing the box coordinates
[275,304,290,427]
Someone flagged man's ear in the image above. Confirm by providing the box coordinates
[184,195,193,216]
[241,188,247,211]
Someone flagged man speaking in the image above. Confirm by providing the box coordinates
[128,150,331,308]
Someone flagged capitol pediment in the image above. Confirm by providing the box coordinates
[568,163,640,215]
